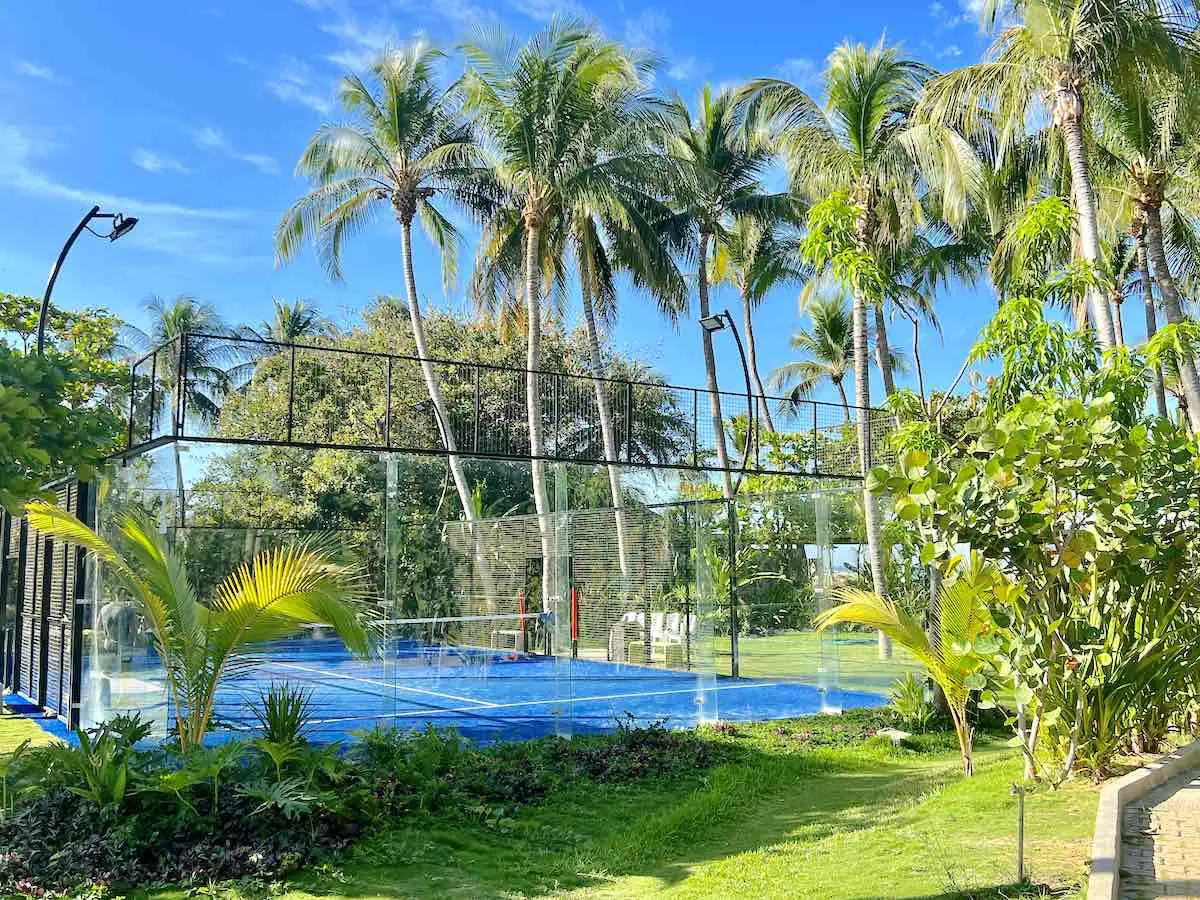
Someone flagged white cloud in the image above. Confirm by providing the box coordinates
[190,126,279,174]
[131,148,192,175]
[0,124,246,221]
[778,56,821,93]
[14,60,58,81]
[321,18,399,69]
[508,0,588,21]
[266,58,332,115]
[667,56,700,81]
[624,8,670,48]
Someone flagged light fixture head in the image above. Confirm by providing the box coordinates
[699,314,726,334]
[109,214,139,242]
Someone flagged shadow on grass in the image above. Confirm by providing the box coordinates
[886,884,1079,900]
[285,742,978,900]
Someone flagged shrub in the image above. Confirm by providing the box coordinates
[252,683,315,746]
[889,672,935,732]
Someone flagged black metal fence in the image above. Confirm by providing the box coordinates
[124,332,893,478]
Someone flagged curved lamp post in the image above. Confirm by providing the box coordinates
[699,309,756,495]
[37,205,139,354]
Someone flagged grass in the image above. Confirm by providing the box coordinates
[94,713,1097,900]
[714,630,921,695]
[0,709,58,752]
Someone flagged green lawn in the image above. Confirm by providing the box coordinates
[98,719,1094,900]
[715,630,921,696]
[0,709,58,752]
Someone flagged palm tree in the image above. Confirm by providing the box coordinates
[918,0,1188,352]
[124,294,241,526]
[712,216,810,433]
[769,292,857,421]
[461,22,648,588]
[238,298,335,344]
[816,552,1002,776]
[658,85,793,499]
[276,42,497,526]
[26,500,371,752]
[467,44,684,579]
[745,41,951,655]
[1091,65,1200,429]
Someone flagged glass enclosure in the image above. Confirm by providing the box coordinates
[80,441,900,744]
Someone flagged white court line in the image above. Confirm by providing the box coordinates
[266,661,500,707]
[305,679,784,725]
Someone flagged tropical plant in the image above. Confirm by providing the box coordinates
[461,22,646,582]
[277,41,496,527]
[466,33,684,577]
[889,671,935,732]
[817,552,1003,775]
[769,291,858,420]
[713,216,810,432]
[918,0,1189,352]
[0,739,30,822]
[237,298,335,345]
[24,501,372,752]
[1092,62,1200,429]
[658,84,793,498]
[252,683,315,745]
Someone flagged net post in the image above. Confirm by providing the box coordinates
[473,365,480,454]
[173,334,186,436]
[625,381,635,463]
[692,388,699,467]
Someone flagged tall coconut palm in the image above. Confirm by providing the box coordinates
[1091,65,1200,430]
[276,42,497,526]
[238,298,335,344]
[712,216,811,433]
[768,292,858,420]
[918,0,1189,353]
[468,45,685,579]
[461,23,646,593]
[745,41,954,655]
[657,85,794,499]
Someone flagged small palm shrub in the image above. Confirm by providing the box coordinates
[252,683,315,746]
[889,672,934,732]
[25,501,372,751]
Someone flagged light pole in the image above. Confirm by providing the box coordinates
[37,205,139,354]
[699,309,756,494]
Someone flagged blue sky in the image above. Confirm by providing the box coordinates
[0,0,1056,406]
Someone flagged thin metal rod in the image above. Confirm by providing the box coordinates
[38,206,100,355]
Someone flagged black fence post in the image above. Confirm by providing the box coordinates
[692,388,700,467]
[126,361,137,450]
[384,356,393,448]
[174,335,186,436]
[727,499,739,678]
[148,352,157,438]
[811,401,819,476]
[473,365,481,454]
[625,381,635,463]
[287,344,297,443]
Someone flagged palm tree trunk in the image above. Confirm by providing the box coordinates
[873,304,897,397]
[580,275,630,578]
[699,232,734,499]
[835,379,851,424]
[401,220,499,608]
[1136,233,1169,418]
[910,314,927,413]
[741,291,775,432]
[853,288,891,659]
[1057,92,1117,351]
[523,219,555,608]
[1112,297,1125,347]
[1144,202,1200,433]
[400,221,477,523]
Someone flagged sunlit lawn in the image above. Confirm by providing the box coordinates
[120,718,1096,900]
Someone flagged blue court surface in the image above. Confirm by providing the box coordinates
[206,638,888,743]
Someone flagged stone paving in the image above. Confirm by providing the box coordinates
[1120,770,1200,899]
